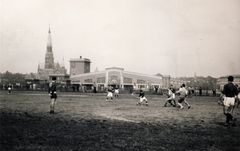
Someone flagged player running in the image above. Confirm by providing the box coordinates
[136,89,148,106]
[163,85,176,107]
[176,84,191,110]
[114,85,119,97]
[106,86,114,102]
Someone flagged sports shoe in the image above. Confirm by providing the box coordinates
[179,106,183,110]
[50,111,54,114]
[188,106,191,109]
[146,104,148,106]
[106,99,108,101]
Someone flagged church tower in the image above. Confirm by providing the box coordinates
[45,27,54,69]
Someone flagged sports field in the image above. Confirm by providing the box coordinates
[0,91,239,151]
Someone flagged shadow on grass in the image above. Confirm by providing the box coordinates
[1,111,240,151]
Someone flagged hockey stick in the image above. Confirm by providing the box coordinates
[131,93,139,99]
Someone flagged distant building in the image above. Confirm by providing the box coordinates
[25,27,70,89]
[69,56,91,76]
[217,75,240,91]
[70,67,170,92]
[170,78,188,89]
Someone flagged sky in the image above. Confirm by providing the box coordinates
[1,0,240,78]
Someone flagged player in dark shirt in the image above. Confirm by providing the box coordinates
[221,76,238,126]
[136,89,148,106]
[48,77,57,114]
[114,85,119,97]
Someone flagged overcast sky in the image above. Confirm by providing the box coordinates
[1,0,240,78]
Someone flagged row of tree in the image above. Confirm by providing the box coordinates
[0,71,26,85]
[179,76,219,90]
[0,71,219,91]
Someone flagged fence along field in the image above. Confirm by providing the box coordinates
[0,91,240,150]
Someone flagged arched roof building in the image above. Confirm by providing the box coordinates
[70,67,170,92]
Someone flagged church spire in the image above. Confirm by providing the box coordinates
[47,25,52,48]
[45,25,54,69]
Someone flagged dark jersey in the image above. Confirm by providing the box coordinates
[170,87,175,93]
[222,83,237,97]
[107,87,114,93]
[139,90,145,98]
[48,82,57,99]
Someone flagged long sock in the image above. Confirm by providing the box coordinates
[226,113,233,123]
[173,100,176,105]
[226,114,230,123]
[178,103,183,108]
[164,101,167,106]
[228,113,233,121]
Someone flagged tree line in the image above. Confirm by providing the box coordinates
[0,71,219,91]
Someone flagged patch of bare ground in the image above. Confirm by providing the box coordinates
[0,91,240,150]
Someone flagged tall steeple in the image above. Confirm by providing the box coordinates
[47,26,52,47]
[45,26,54,69]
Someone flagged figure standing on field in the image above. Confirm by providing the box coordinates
[199,87,202,96]
[48,77,57,114]
[221,76,237,126]
[8,84,12,94]
[212,88,216,97]
[176,84,191,110]
[136,89,148,106]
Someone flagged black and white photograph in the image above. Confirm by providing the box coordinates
[1,0,240,150]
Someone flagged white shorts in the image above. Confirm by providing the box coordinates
[114,89,119,94]
[107,92,113,97]
[140,96,147,103]
[223,97,235,107]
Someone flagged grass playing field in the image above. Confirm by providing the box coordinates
[0,90,240,151]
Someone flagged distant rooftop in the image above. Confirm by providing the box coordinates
[69,56,91,62]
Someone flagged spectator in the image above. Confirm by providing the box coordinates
[212,88,216,97]
[199,87,202,96]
